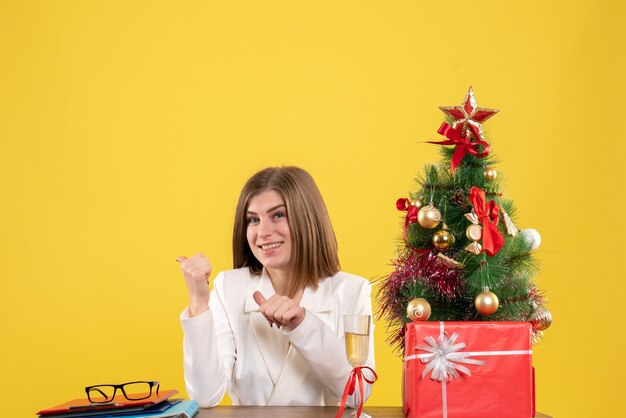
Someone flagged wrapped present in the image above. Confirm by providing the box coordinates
[403,321,534,418]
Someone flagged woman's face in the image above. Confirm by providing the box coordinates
[245,190,292,275]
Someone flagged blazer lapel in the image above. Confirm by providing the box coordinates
[245,271,288,386]
[267,343,309,405]
[268,277,334,405]
[299,276,333,327]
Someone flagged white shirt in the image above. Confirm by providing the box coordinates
[180,267,375,408]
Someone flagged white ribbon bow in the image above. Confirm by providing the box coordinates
[416,332,486,382]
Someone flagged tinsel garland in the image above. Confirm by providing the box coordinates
[377,250,464,353]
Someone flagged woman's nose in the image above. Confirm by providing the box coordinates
[258,219,273,236]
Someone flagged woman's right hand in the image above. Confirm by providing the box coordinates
[177,253,212,317]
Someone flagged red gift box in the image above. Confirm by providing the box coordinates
[403,321,534,418]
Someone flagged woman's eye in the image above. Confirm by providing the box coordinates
[273,212,286,219]
[246,217,259,224]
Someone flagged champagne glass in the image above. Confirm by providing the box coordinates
[343,315,371,418]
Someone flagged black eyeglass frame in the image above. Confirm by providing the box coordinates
[85,380,160,404]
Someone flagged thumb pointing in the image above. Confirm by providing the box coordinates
[176,256,188,263]
[253,291,267,306]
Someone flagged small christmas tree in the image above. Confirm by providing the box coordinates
[378,87,552,354]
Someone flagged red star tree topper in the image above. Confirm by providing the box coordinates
[439,86,498,142]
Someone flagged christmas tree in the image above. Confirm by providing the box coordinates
[378,87,552,353]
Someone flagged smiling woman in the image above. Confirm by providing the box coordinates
[176,166,376,408]
[233,167,340,298]
[244,190,293,293]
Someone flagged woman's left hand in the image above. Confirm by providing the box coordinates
[253,291,305,331]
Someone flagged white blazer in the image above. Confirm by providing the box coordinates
[180,267,375,408]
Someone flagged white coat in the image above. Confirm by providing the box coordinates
[180,267,375,408]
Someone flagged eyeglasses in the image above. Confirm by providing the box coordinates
[85,381,160,404]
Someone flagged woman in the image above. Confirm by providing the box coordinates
[178,166,375,408]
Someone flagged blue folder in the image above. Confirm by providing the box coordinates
[64,400,199,418]
[119,400,199,418]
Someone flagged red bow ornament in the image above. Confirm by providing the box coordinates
[428,122,490,173]
[396,198,418,244]
[468,187,505,256]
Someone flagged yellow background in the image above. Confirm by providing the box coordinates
[1,1,625,416]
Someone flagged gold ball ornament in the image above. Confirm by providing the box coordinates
[407,298,432,321]
[475,288,499,315]
[529,306,552,331]
[484,167,498,181]
[417,205,442,229]
[411,198,423,209]
[432,229,455,251]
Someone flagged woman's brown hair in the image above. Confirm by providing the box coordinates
[232,166,340,297]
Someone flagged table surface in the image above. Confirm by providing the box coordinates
[194,406,551,417]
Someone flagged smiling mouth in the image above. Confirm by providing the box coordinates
[260,242,283,250]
